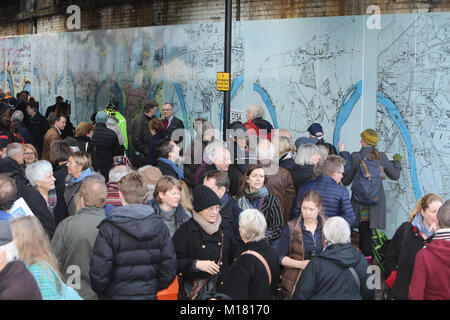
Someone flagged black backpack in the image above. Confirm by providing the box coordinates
[351,150,384,205]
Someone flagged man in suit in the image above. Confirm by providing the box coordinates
[42,114,66,161]
[162,103,184,145]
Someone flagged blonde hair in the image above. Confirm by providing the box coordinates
[408,193,443,222]
[23,144,38,164]
[10,216,62,288]
[69,151,91,171]
[275,135,296,157]
[179,180,194,213]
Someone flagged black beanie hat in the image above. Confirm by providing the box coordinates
[193,184,221,213]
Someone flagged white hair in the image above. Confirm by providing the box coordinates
[323,216,351,245]
[25,160,53,187]
[0,241,21,264]
[109,165,133,183]
[6,143,24,159]
[295,143,321,166]
[257,139,275,161]
[239,209,267,242]
[247,104,265,119]
[11,110,24,122]
[203,140,228,164]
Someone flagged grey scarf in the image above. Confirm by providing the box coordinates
[192,211,222,235]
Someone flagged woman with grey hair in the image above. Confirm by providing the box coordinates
[293,216,375,300]
[25,160,57,214]
[219,209,280,300]
[288,143,322,191]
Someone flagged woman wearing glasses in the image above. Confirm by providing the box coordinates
[172,184,234,300]
[23,144,38,167]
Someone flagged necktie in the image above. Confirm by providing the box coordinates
[163,118,169,132]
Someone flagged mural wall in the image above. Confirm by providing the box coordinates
[1,13,449,237]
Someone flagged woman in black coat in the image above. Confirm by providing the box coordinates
[49,140,72,224]
[142,118,165,166]
[74,121,94,153]
[172,185,235,300]
[290,143,321,191]
[383,193,443,300]
[219,209,280,300]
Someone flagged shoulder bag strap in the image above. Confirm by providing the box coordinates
[241,250,272,285]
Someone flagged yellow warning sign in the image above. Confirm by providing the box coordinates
[217,72,230,91]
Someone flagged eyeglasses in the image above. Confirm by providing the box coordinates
[24,152,35,156]
[336,170,344,175]
[207,206,221,212]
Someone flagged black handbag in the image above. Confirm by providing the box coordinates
[179,232,224,300]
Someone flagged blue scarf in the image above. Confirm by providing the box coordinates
[71,167,92,183]
[220,192,230,207]
[159,157,183,179]
[412,212,435,238]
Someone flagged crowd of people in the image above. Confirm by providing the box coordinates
[0,89,448,301]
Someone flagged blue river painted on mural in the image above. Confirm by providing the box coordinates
[163,77,422,201]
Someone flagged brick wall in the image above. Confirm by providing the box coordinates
[0,0,449,37]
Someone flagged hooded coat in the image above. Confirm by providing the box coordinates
[293,243,375,300]
[408,228,450,300]
[89,204,177,300]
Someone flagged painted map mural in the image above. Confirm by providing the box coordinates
[1,13,449,237]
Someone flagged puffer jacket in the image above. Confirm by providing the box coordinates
[290,175,355,228]
[89,204,177,300]
[91,123,123,179]
[293,243,375,300]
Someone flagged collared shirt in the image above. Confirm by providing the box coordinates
[164,115,174,129]
[54,126,62,136]
[0,210,10,221]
